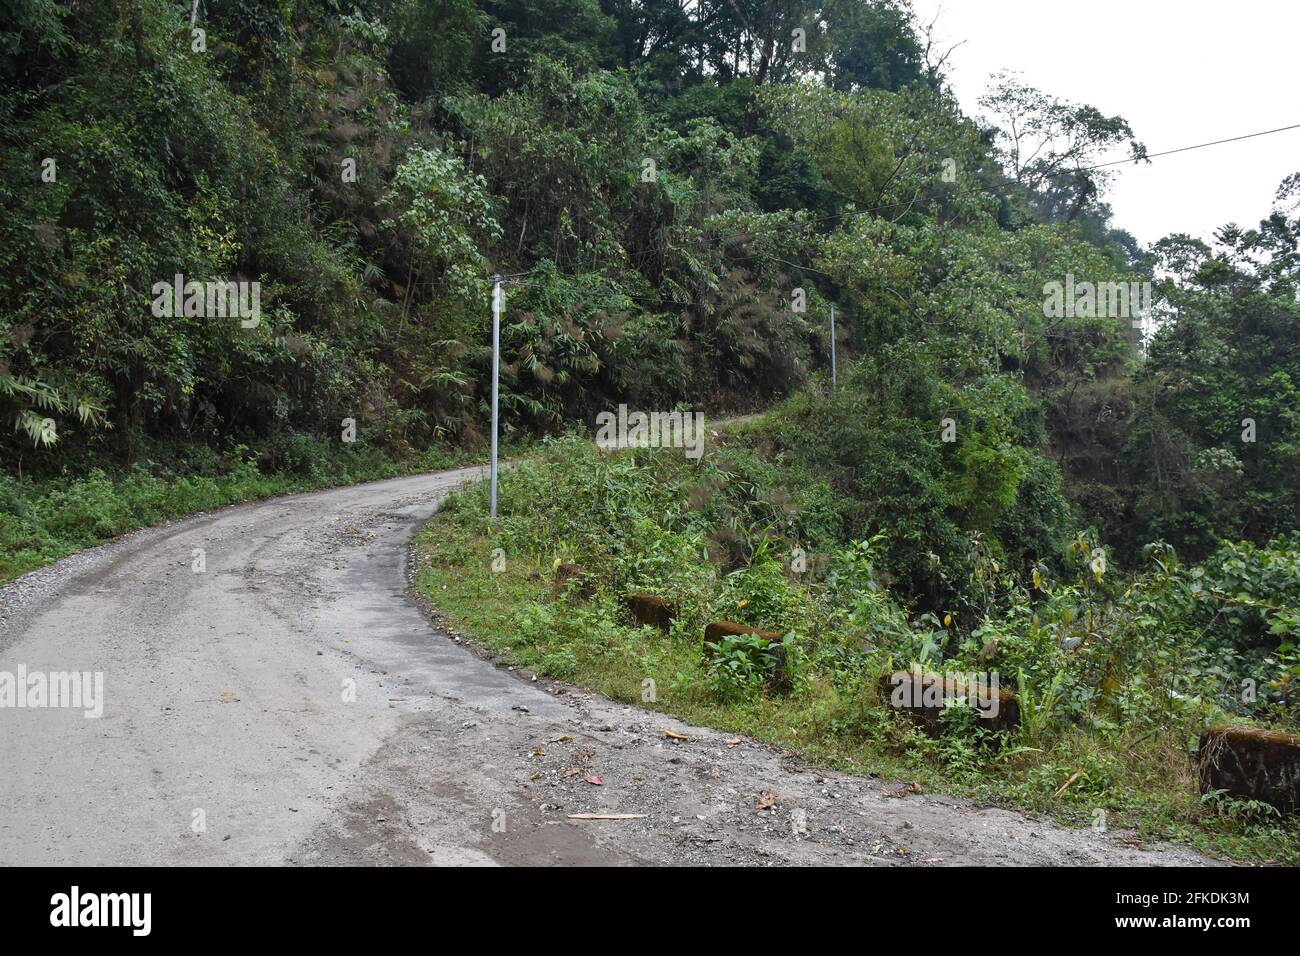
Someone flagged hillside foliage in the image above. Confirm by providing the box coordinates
[4,0,1299,858]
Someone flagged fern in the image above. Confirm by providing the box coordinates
[1,370,108,448]
[1017,666,1067,748]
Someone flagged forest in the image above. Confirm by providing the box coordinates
[2,1,1298,861]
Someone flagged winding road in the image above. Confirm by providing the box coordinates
[0,467,1215,866]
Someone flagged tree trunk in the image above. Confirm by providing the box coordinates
[741,14,776,137]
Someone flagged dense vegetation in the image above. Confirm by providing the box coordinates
[3,1,1299,856]
[5,1,1296,562]
[416,427,1300,863]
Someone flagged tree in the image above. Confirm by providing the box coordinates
[978,72,1146,223]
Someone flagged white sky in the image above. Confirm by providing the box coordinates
[907,0,1300,246]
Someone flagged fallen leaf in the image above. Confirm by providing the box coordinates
[754,792,778,811]
[586,775,603,786]
[567,813,647,820]
[664,730,689,741]
[724,738,742,746]
[547,734,572,744]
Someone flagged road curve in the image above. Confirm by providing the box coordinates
[0,467,1216,866]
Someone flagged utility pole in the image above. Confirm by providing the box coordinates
[490,274,502,520]
[830,304,837,389]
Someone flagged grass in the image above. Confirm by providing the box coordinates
[410,444,1300,867]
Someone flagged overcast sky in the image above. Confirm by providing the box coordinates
[907,0,1300,246]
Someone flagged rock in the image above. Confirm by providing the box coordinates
[879,671,1019,734]
[625,593,676,632]
[702,620,791,695]
[765,641,792,696]
[702,619,783,655]
[553,562,593,600]
[1198,725,1300,815]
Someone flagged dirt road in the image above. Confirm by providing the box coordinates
[0,467,1215,866]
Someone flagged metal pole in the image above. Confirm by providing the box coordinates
[490,274,501,520]
[830,304,837,389]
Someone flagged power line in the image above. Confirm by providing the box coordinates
[1084,122,1300,171]
[710,120,1300,235]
